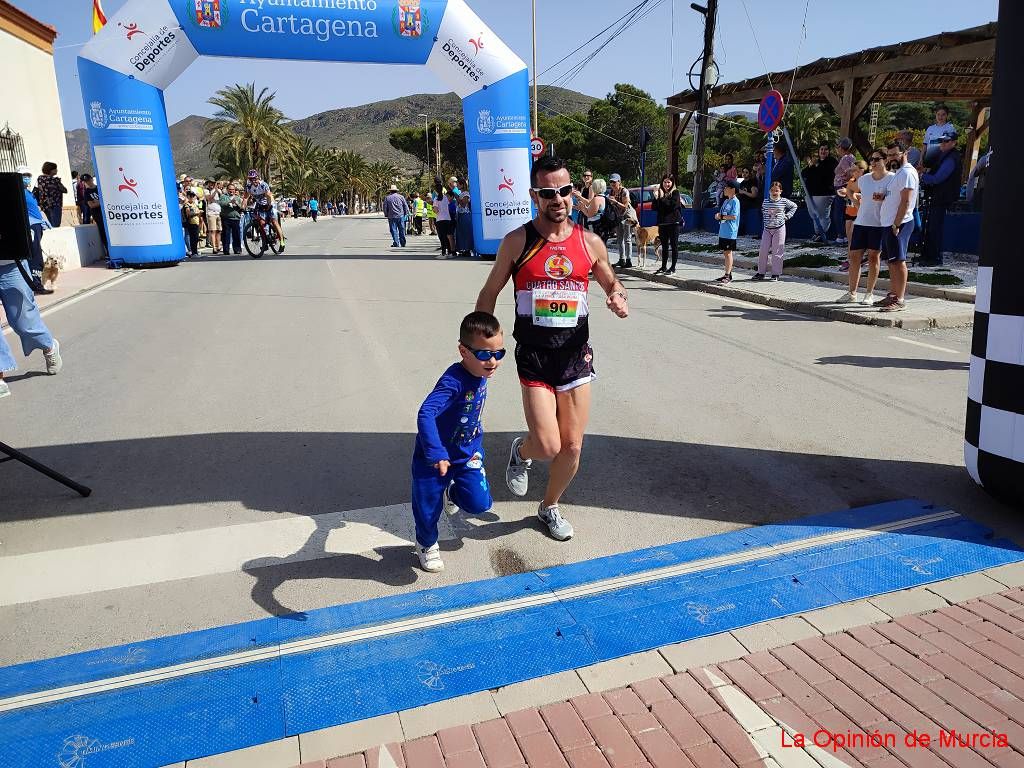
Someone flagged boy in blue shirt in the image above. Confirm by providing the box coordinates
[412,311,505,572]
[714,180,741,284]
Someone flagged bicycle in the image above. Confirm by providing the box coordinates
[243,204,282,258]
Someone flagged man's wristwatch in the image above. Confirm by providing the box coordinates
[609,290,628,302]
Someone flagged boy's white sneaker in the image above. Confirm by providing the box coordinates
[837,292,857,304]
[860,292,875,306]
[416,543,444,572]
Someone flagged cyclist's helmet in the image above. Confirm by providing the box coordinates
[247,169,260,179]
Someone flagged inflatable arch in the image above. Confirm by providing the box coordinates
[77,0,533,265]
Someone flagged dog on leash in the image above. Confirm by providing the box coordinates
[635,226,660,268]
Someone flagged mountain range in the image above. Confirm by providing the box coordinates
[65,86,598,178]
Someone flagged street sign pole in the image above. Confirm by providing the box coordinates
[757,90,785,200]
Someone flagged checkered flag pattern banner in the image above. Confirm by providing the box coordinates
[964,0,1023,507]
[966,262,1024,504]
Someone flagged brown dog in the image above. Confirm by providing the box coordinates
[635,226,660,267]
[41,257,61,290]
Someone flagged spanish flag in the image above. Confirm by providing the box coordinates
[92,0,107,33]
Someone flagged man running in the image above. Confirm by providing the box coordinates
[475,157,628,540]
[243,169,285,251]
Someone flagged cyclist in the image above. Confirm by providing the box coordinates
[243,169,285,252]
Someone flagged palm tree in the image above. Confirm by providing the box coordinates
[784,104,838,160]
[359,161,401,212]
[331,149,366,212]
[206,83,297,180]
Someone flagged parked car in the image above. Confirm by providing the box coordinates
[629,184,693,227]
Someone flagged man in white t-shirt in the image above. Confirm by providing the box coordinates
[877,138,919,313]
[921,104,956,170]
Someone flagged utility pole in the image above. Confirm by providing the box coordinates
[690,0,717,209]
[419,113,429,178]
[531,0,539,136]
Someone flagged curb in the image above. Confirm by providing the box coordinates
[674,251,977,303]
[620,267,974,330]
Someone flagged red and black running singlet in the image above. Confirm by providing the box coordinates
[511,221,594,349]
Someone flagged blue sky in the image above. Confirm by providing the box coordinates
[16,0,998,131]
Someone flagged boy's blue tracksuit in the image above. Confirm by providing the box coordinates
[412,363,493,547]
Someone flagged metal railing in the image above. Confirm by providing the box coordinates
[0,124,27,173]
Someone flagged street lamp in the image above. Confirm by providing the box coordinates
[418,113,429,177]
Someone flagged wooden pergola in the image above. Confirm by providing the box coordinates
[666,23,995,177]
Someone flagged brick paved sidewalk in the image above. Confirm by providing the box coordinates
[305,574,1024,768]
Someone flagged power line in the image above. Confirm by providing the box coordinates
[785,0,812,108]
[537,0,657,81]
[535,102,634,148]
[737,0,774,91]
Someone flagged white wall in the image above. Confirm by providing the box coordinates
[0,31,75,212]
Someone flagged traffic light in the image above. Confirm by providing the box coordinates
[638,127,651,153]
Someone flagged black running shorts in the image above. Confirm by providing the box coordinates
[515,343,596,393]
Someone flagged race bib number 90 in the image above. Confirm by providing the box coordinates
[532,288,583,328]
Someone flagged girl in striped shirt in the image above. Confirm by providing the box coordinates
[752,181,798,281]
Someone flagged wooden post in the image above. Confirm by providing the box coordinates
[669,111,680,180]
[839,77,856,139]
[963,103,990,182]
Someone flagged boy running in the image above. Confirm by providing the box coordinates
[411,311,505,572]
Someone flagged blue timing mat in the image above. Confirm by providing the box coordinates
[1,499,1021,767]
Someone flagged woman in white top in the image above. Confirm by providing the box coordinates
[573,178,606,229]
[839,149,893,305]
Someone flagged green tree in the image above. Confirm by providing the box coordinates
[389,122,467,178]
[206,83,297,180]
[783,104,838,160]
[583,84,667,186]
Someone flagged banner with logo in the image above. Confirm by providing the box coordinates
[78,0,530,264]
[80,0,199,90]
[79,57,185,265]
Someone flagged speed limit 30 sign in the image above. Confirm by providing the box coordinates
[530,136,546,159]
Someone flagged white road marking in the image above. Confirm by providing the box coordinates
[3,270,139,337]
[0,510,958,713]
[886,336,961,355]
[0,503,456,607]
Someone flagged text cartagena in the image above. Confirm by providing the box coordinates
[239,0,380,42]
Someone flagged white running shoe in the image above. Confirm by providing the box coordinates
[837,292,857,304]
[44,339,62,375]
[861,293,875,306]
[506,436,531,497]
[416,543,444,572]
[538,503,574,541]
[443,482,459,516]
[0,380,9,398]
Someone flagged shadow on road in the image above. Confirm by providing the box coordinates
[3,432,1016,616]
[816,355,969,371]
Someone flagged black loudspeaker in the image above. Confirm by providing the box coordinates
[0,171,32,264]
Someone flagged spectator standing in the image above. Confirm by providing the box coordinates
[899,129,922,168]
[82,174,108,259]
[921,104,956,170]
[578,170,594,220]
[831,138,856,246]
[877,138,919,312]
[717,154,738,203]
[75,170,90,224]
[839,161,868,245]
[966,146,991,212]
[736,166,760,236]
[713,181,741,284]
[771,143,794,198]
[71,171,83,224]
[219,183,243,255]
[412,193,425,234]
[18,165,53,294]
[920,131,962,266]
[752,181,797,281]
[425,194,436,234]
[181,191,202,258]
[455,194,474,257]
[448,176,462,197]
[804,144,838,242]
[36,162,67,228]
[205,191,222,254]
[839,148,892,305]
[606,173,634,269]
[0,252,63,398]
[309,196,319,222]
[575,178,606,232]
[383,184,410,248]
[433,191,453,258]
[651,174,683,275]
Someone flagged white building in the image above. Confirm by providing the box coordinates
[0,0,101,267]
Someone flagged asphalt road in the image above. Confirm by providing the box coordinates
[1,215,1016,665]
